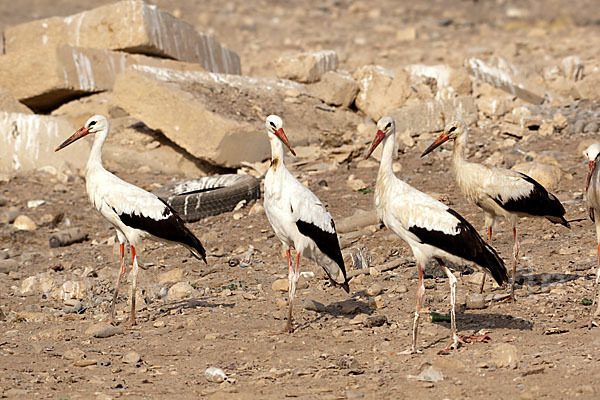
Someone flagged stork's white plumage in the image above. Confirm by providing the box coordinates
[55,115,206,325]
[366,117,508,353]
[421,121,569,300]
[584,143,600,326]
[263,115,349,333]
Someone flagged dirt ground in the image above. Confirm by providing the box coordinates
[2,0,600,399]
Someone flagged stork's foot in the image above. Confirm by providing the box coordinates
[503,294,517,303]
[399,348,420,355]
[284,321,294,334]
[438,335,468,355]
[460,334,492,343]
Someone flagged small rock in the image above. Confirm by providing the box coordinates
[271,279,288,292]
[233,212,243,220]
[60,280,88,301]
[492,343,519,369]
[368,295,385,310]
[394,284,408,294]
[74,359,98,367]
[365,314,387,328]
[13,215,37,231]
[153,320,165,328]
[122,351,141,364]
[408,364,444,382]
[553,113,568,130]
[347,178,367,191]
[0,259,18,274]
[85,323,124,338]
[26,200,46,208]
[345,389,365,399]
[310,71,359,108]
[538,122,554,136]
[303,298,326,312]
[158,268,184,284]
[366,283,383,297]
[63,348,85,361]
[274,50,338,83]
[205,366,228,383]
[248,203,264,215]
[0,207,21,224]
[167,282,194,300]
[466,293,486,309]
[340,301,361,315]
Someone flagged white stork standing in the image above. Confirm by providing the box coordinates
[584,143,600,326]
[263,115,349,333]
[421,121,569,300]
[55,115,206,325]
[366,116,508,353]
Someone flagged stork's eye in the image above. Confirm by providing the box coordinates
[448,126,457,134]
[269,121,276,128]
[88,120,97,127]
[385,122,391,130]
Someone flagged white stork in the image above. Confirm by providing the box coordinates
[263,115,349,333]
[421,121,569,300]
[366,116,508,353]
[55,115,206,325]
[584,143,600,326]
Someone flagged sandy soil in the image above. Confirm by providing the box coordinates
[2,1,600,399]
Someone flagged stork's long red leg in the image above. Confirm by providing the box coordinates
[478,226,494,294]
[285,249,293,333]
[410,263,425,353]
[590,243,600,328]
[129,245,138,326]
[439,261,460,352]
[285,251,300,333]
[508,227,520,302]
[109,242,126,324]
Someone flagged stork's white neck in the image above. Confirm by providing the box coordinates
[451,129,469,172]
[86,128,109,173]
[269,134,286,170]
[377,129,396,179]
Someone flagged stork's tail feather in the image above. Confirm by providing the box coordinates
[480,242,508,286]
[546,215,570,228]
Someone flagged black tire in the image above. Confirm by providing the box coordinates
[152,174,261,222]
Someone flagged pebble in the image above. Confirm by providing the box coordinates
[26,200,46,208]
[13,215,37,231]
[158,268,184,284]
[74,359,98,367]
[492,343,519,369]
[85,324,124,338]
[122,351,141,364]
[248,203,265,215]
[153,320,166,328]
[466,293,486,309]
[303,298,326,312]
[205,367,228,383]
[167,282,194,300]
[407,364,444,382]
[0,207,21,224]
[346,389,365,399]
[365,314,387,328]
[366,283,383,297]
[0,259,18,274]
[63,348,85,361]
[272,279,288,292]
[368,295,385,310]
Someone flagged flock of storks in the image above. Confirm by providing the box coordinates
[54,113,600,353]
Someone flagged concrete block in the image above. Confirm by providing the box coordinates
[0,112,88,174]
[275,50,338,83]
[0,45,206,112]
[390,96,478,137]
[3,0,240,74]
[0,87,32,114]
[466,57,545,104]
[112,68,267,168]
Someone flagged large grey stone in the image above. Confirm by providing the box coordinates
[3,0,240,74]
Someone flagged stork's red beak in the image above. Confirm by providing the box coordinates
[421,132,450,158]
[55,126,90,152]
[586,160,597,193]
[275,128,296,156]
[365,129,385,159]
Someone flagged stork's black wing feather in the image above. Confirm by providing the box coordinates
[408,208,508,285]
[115,198,206,262]
[296,219,348,290]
